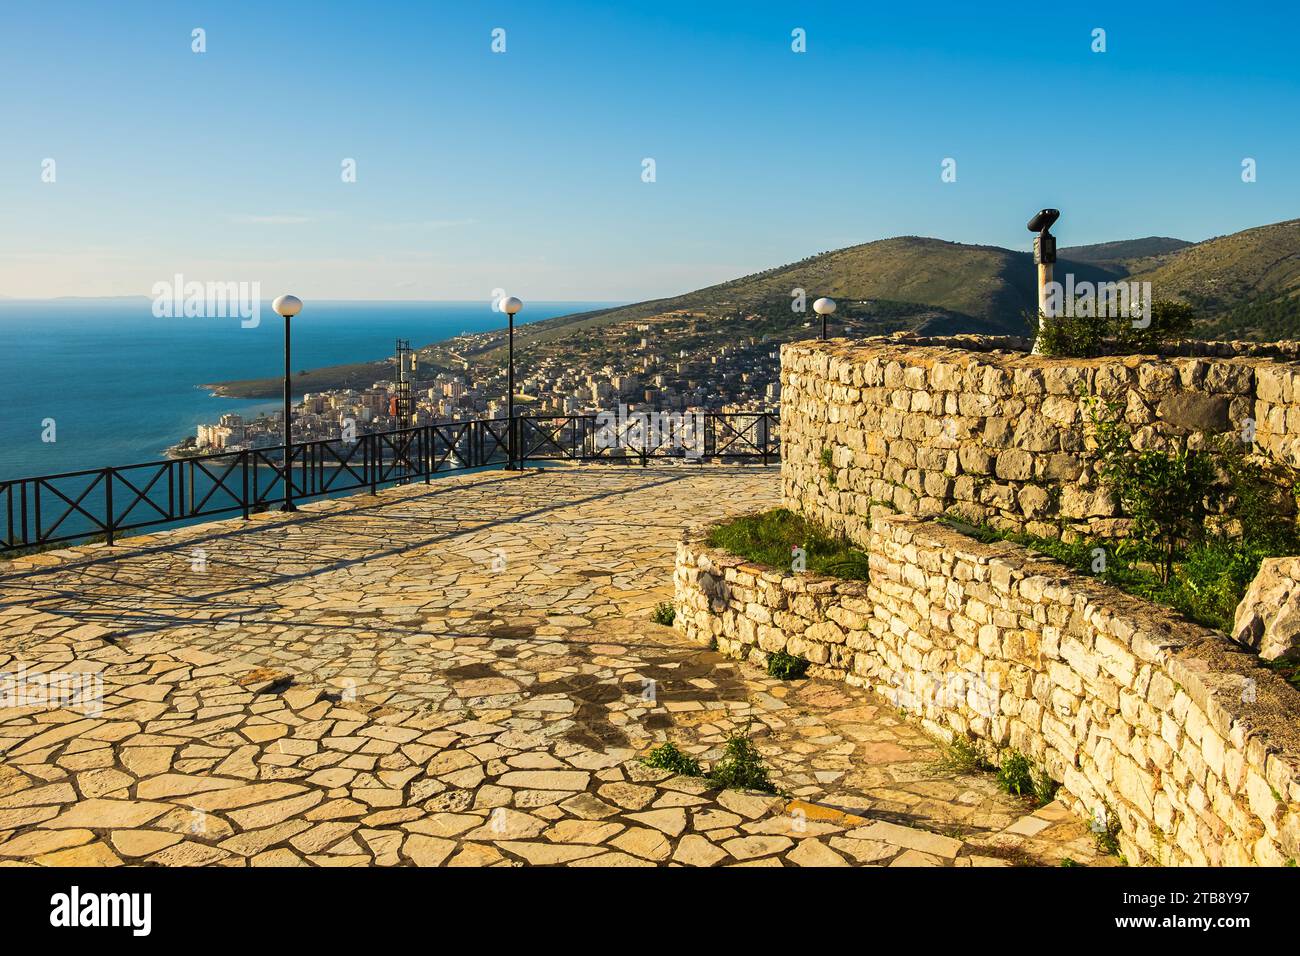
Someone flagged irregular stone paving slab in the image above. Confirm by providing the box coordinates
[0,466,1109,866]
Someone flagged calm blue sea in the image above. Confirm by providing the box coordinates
[0,299,616,483]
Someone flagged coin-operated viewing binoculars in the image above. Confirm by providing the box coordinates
[1028,208,1060,353]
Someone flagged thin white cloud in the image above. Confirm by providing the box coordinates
[372,219,477,231]
[228,214,316,225]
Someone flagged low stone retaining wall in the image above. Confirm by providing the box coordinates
[780,334,1300,544]
[674,513,1300,866]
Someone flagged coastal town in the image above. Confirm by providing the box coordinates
[175,308,790,456]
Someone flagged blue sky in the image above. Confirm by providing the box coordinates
[1,0,1296,300]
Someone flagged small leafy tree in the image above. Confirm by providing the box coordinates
[1086,395,1218,583]
[1119,448,1217,582]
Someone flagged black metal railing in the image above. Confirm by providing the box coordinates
[0,412,779,554]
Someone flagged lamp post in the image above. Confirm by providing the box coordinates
[501,295,523,469]
[272,294,303,511]
[813,297,837,340]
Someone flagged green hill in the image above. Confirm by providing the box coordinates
[1120,219,1300,338]
[474,236,1125,360]
[1059,237,1192,269]
[204,218,1300,396]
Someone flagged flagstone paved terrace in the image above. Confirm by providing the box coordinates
[0,464,1108,867]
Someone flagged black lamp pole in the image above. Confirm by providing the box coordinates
[507,311,515,469]
[814,298,836,342]
[502,297,522,469]
[282,313,296,511]
[272,294,303,512]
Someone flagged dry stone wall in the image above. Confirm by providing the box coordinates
[675,514,1300,866]
[1252,362,1300,468]
[780,334,1300,544]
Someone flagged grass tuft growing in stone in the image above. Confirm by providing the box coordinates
[1033,769,1060,806]
[651,601,676,626]
[706,508,870,580]
[819,446,838,489]
[1092,801,1123,857]
[766,649,810,680]
[641,742,703,777]
[934,734,993,774]
[938,738,1060,807]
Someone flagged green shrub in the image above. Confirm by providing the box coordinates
[1036,298,1195,358]
[1154,540,1263,633]
[766,649,810,680]
[651,602,676,626]
[1114,299,1195,353]
[1035,310,1104,358]
[641,742,703,777]
[997,750,1034,797]
[709,725,775,793]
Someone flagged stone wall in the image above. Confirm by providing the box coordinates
[1253,362,1300,468]
[675,513,1300,866]
[780,334,1300,544]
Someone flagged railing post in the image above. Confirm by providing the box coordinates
[104,468,115,547]
[241,451,251,519]
[423,425,431,484]
[761,413,770,466]
[370,434,378,496]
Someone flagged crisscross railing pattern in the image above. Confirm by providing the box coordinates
[0,411,778,553]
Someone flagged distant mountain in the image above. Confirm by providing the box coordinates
[203,218,1300,396]
[481,236,1125,358]
[1115,220,1300,338]
[499,220,1298,349]
[1059,237,1193,268]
